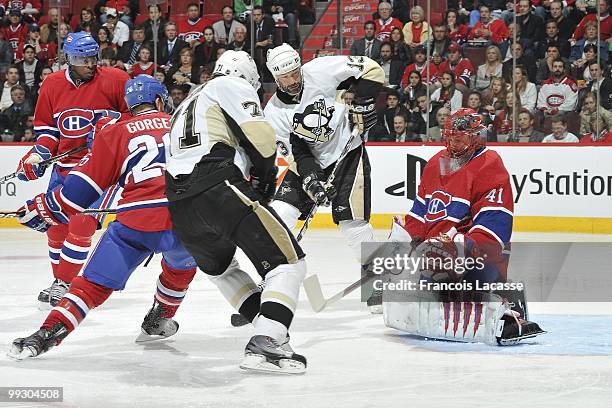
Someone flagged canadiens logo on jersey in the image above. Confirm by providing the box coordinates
[54,109,121,138]
[292,98,335,143]
[425,190,452,222]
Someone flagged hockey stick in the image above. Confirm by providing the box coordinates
[0,207,117,219]
[0,145,88,184]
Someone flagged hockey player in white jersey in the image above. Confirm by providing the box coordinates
[263,44,385,309]
[164,50,308,374]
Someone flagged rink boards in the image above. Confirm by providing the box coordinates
[1,143,611,233]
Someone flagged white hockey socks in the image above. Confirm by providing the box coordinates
[270,200,301,231]
[338,219,382,263]
[207,258,259,311]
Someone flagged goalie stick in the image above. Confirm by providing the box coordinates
[0,145,88,184]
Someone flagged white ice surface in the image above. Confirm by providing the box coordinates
[0,228,611,408]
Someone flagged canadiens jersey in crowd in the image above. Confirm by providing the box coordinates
[177,16,215,43]
[49,110,172,232]
[404,148,514,247]
[264,55,383,169]
[33,67,130,176]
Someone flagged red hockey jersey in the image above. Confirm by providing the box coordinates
[177,16,216,43]
[404,148,514,247]
[52,110,172,232]
[438,58,475,86]
[1,23,28,59]
[374,17,403,42]
[33,67,130,176]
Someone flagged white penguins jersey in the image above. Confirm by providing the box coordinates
[164,75,276,178]
[264,55,384,169]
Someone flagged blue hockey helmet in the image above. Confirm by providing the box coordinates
[125,75,169,111]
[64,32,99,66]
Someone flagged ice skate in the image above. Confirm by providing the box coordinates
[496,311,546,346]
[231,313,251,327]
[135,300,179,343]
[49,279,70,307]
[7,323,69,360]
[37,284,52,310]
[367,288,383,314]
[240,335,307,374]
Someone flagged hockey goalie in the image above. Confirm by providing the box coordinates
[382,108,545,345]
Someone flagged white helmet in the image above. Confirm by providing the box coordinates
[213,50,261,90]
[266,44,303,95]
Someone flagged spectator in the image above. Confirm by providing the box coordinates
[570,21,608,65]
[572,43,601,81]
[535,20,571,60]
[47,22,70,65]
[389,27,412,65]
[502,42,536,83]
[169,84,188,108]
[400,69,427,108]
[465,90,491,117]
[16,44,43,95]
[95,0,140,26]
[515,0,545,46]
[194,26,220,68]
[482,76,508,113]
[251,5,275,78]
[437,42,475,92]
[117,25,151,66]
[495,91,521,141]
[378,89,409,134]
[235,0,263,19]
[20,127,35,142]
[96,26,116,57]
[0,34,13,73]
[227,25,251,53]
[30,66,52,106]
[0,84,33,141]
[579,91,612,135]
[580,111,612,143]
[542,115,579,142]
[374,2,403,42]
[468,4,509,55]
[266,0,299,47]
[582,61,611,109]
[403,6,430,49]
[549,0,578,41]
[475,45,503,90]
[2,1,41,22]
[373,0,410,24]
[469,0,507,26]
[570,0,610,43]
[2,8,28,60]
[128,45,156,77]
[407,92,436,137]
[142,4,166,44]
[17,25,48,63]
[378,42,404,88]
[536,43,571,85]
[105,8,130,47]
[505,21,534,59]
[445,8,468,44]
[167,47,198,87]
[213,5,247,46]
[199,66,213,86]
[0,66,20,111]
[447,1,474,25]
[389,114,421,142]
[430,23,451,58]
[177,3,216,46]
[514,109,546,142]
[40,7,60,44]
[538,57,579,115]
[431,71,462,113]
[428,106,451,142]
[76,7,100,34]
[350,21,382,60]
[400,45,438,88]
[158,22,189,70]
[512,65,537,112]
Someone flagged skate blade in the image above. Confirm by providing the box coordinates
[38,301,52,311]
[498,329,547,346]
[230,313,250,327]
[6,345,35,361]
[239,354,306,375]
[135,329,176,344]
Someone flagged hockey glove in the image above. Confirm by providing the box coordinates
[17,145,52,181]
[302,171,337,206]
[251,166,278,204]
[18,193,65,233]
[349,96,377,136]
[414,228,465,282]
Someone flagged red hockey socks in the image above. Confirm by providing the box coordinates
[55,214,98,282]
[47,223,69,276]
[154,260,197,318]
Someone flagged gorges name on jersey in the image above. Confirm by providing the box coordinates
[264,55,384,170]
[165,76,276,179]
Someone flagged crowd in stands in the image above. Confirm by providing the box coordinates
[356,0,611,143]
[0,0,308,142]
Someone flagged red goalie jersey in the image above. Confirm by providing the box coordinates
[33,67,130,177]
[50,110,172,232]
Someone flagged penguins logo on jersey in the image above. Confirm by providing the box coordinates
[292,98,335,143]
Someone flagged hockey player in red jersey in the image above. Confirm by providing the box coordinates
[8,75,198,360]
[15,32,130,308]
[382,108,545,345]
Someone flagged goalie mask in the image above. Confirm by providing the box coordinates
[440,108,487,175]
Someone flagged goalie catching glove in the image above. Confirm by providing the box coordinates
[16,145,52,181]
[302,171,337,206]
[414,227,466,282]
[349,96,377,136]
